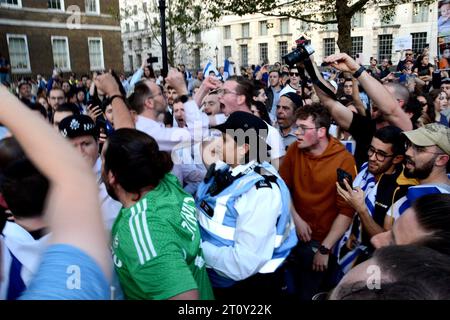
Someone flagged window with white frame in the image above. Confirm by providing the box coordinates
[88,38,104,71]
[48,0,64,10]
[259,43,268,63]
[378,34,393,61]
[147,37,152,48]
[280,18,289,34]
[1,0,21,7]
[224,46,232,59]
[324,13,337,31]
[51,36,71,71]
[143,2,147,12]
[224,26,231,39]
[6,34,30,73]
[240,45,248,67]
[85,0,99,14]
[351,36,363,58]
[323,38,336,57]
[279,41,288,62]
[137,38,142,50]
[259,21,268,36]
[242,23,250,38]
[412,2,428,23]
[351,11,364,28]
[135,21,139,31]
[128,55,133,71]
[128,40,132,50]
[144,19,148,30]
[411,32,427,55]
[125,23,130,32]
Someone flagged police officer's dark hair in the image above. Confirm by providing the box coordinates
[55,103,80,115]
[334,245,450,300]
[1,158,49,219]
[373,126,405,156]
[295,103,331,137]
[413,193,450,256]
[104,128,173,194]
[128,81,153,115]
[228,76,254,108]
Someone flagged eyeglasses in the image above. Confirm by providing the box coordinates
[405,140,444,155]
[290,72,299,77]
[295,126,320,135]
[217,88,239,96]
[368,145,394,162]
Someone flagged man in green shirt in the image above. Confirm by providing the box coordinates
[103,128,214,300]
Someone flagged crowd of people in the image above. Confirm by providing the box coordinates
[0,44,449,301]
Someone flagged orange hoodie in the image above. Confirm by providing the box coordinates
[280,137,356,242]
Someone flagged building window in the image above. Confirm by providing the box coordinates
[125,23,130,32]
[147,37,152,48]
[128,40,132,50]
[380,6,395,26]
[411,32,427,55]
[279,41,288,62]
[137,38,142,50]
[259,43,268,63]
[324,13,337,31]
[134,21,139,31]
[280,18,289,34]
[136,54,141,68]
[412,2,428,23]
[128,55,133,71]
[195,32,201,42]
[224,46,232,59]
[48,0,64,10]
[242,23,250,38]
[193,48,200,70]
[351,36,363,59]
[143,2,147,12]
[133,5,137,15]
[88,38,104,71]
[323,38,335,57]
[259,21,268,36]
[351,11,364,28]
[240,45,248,67]
[51,36,71,71]
[85,0,99,14]
[224,26,231,39]
[6,34,30,73]
[0,0,22,7]
[378,34,393,61]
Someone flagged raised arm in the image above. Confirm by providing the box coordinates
[323,53,412,131]
[94,73,135,130]
[0,85,111,278]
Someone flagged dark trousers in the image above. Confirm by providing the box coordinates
[285,240,342,301]
[213,266,288,301]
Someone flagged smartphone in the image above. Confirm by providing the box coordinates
[394,72,402,78]
[337,168,353,189]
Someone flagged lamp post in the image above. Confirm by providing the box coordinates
[215,46,219,69]
[158,0,168,77]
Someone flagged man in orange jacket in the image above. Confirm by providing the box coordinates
[279,103,356,300]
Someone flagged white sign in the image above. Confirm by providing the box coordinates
[394,35,412,52]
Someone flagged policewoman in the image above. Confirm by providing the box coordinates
[195,111,298,300]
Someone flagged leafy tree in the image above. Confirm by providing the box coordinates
[121,0,214,67]
[205,0,435,54]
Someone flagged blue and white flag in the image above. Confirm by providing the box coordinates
[223,58,234,81]
[203,61,219,78]
[388,181,450,221]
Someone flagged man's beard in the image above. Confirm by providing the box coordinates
[404,155,436,180]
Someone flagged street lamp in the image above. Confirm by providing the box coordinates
[215,46,219,69]
[158,0,168,77]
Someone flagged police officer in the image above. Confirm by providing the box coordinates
[195,111,298,300]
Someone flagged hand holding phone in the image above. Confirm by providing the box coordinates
[337,168,353,190]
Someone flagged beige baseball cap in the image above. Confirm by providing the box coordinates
[403,123,450,155]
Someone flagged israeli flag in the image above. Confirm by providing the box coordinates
[223,58,234,81]
[203,61,219,77]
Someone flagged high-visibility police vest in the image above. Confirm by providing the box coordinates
[195,161,297,288]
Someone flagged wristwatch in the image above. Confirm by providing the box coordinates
[318,245,331,255]
[352,65,366,79]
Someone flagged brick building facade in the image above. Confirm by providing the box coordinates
[0,0,123,80]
